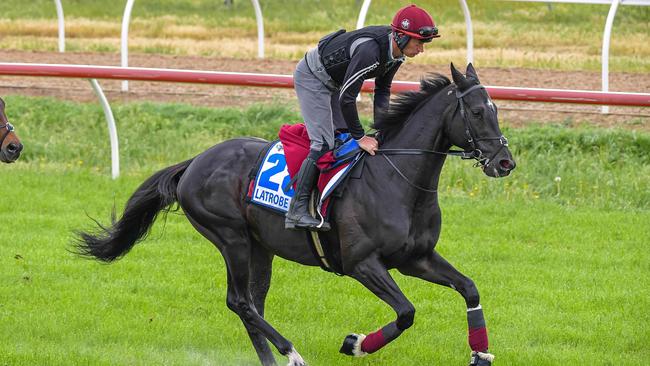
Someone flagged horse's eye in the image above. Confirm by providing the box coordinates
[471,110,482,119]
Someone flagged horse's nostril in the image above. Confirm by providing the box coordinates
[499,159,514,170]
[7,143,23,154]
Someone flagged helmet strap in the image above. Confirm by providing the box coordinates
[393,31,410,51]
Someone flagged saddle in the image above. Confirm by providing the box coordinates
[245,123,365,274]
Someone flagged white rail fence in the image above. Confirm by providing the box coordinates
[16,1,649,179]
[505,0,650,113]
[1,63,649,179]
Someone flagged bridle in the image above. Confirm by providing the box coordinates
[375,83,508,193]
[455,84,509,167]
[0,121,15,149]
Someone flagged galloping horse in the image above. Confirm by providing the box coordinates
[0,97,23,163]
[76,64,515,366]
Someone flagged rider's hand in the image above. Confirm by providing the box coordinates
[357,135,379,156]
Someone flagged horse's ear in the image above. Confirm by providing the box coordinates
[450,63,465,85]
[466,63,479,82]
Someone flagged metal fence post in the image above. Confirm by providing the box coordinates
[601,0,621,114]
[89,79,120,179]
[54,0,65,52]
[121,0,136,92]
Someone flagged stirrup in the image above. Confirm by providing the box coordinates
[285,215,330,232]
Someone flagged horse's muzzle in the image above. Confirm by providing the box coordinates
[483,157,516,178]
[1,141,23,163]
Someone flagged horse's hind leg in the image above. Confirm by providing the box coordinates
[184,212,304,366]
[221,240,306,366]
[239,243,276,366]
[397,250,495,365]
[339,255,416,357]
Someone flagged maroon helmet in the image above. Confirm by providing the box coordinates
[391,4,439,49]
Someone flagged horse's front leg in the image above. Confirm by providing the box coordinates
[339,254,416,357]
[398,250,495,366]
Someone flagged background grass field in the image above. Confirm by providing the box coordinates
[1,96,649,365]
[0,0,648,71]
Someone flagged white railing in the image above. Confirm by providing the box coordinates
[504,0,650,113]
[26,2,650,178]
[120,0,135,92]
[53,0,65,52]
[117,0,264,91]
[52,0,117,177]
[2,63,649,179]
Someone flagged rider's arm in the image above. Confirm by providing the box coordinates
[373,62,402,120]
[338,41,381,140]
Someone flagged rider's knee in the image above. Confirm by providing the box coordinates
[308,144,330,160]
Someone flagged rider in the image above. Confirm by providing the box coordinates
[286,4,440,231]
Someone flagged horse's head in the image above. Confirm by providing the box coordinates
[446,63,515,177]
[0,97,23,163]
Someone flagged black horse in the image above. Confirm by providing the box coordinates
[76,64,515,366]
[0,97,23,163]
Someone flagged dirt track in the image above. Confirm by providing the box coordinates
[0,50,648,130]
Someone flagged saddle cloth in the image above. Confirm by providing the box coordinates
[246,123,362,217]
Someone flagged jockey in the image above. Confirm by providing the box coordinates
[286,4,440,232]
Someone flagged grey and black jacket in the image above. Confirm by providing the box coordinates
[316,26,404,140]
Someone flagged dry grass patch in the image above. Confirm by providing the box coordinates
[0,17,648,72]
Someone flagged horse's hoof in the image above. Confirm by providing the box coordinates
[469,351,495,366]
[285,347,306,366]
[339,333,367,357]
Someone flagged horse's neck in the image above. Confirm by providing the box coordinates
[383,95,451,151]
[380,94,454,202]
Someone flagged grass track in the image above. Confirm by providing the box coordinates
[1,168,648,365]
[0,97,649,365]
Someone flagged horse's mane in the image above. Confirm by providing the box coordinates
[372,74,451,135]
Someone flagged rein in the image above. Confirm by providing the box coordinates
[376,84,507,194]
[0,121,14,148]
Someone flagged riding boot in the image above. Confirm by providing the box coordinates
[285,157,330,231]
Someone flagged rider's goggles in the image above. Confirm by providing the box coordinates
[417,26,439,42]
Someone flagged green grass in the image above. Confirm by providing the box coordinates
[0,0,648,71]
[1,97,649,365]
[1,170,648,365]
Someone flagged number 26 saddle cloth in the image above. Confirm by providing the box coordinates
[246,123,364,221]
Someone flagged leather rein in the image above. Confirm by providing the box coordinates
[376,84,508,193]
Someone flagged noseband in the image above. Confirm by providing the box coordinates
[375,83,508,193]
[0,121,15,148]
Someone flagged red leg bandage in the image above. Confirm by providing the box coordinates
[360,329,386,354]
[468,327,488,352]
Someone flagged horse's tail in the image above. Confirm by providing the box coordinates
[74,158,194,262]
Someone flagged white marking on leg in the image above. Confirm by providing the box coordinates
[351,333,368,357]
[467,304,482,312]
[472,350,495,362]
[286,347,306,366]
